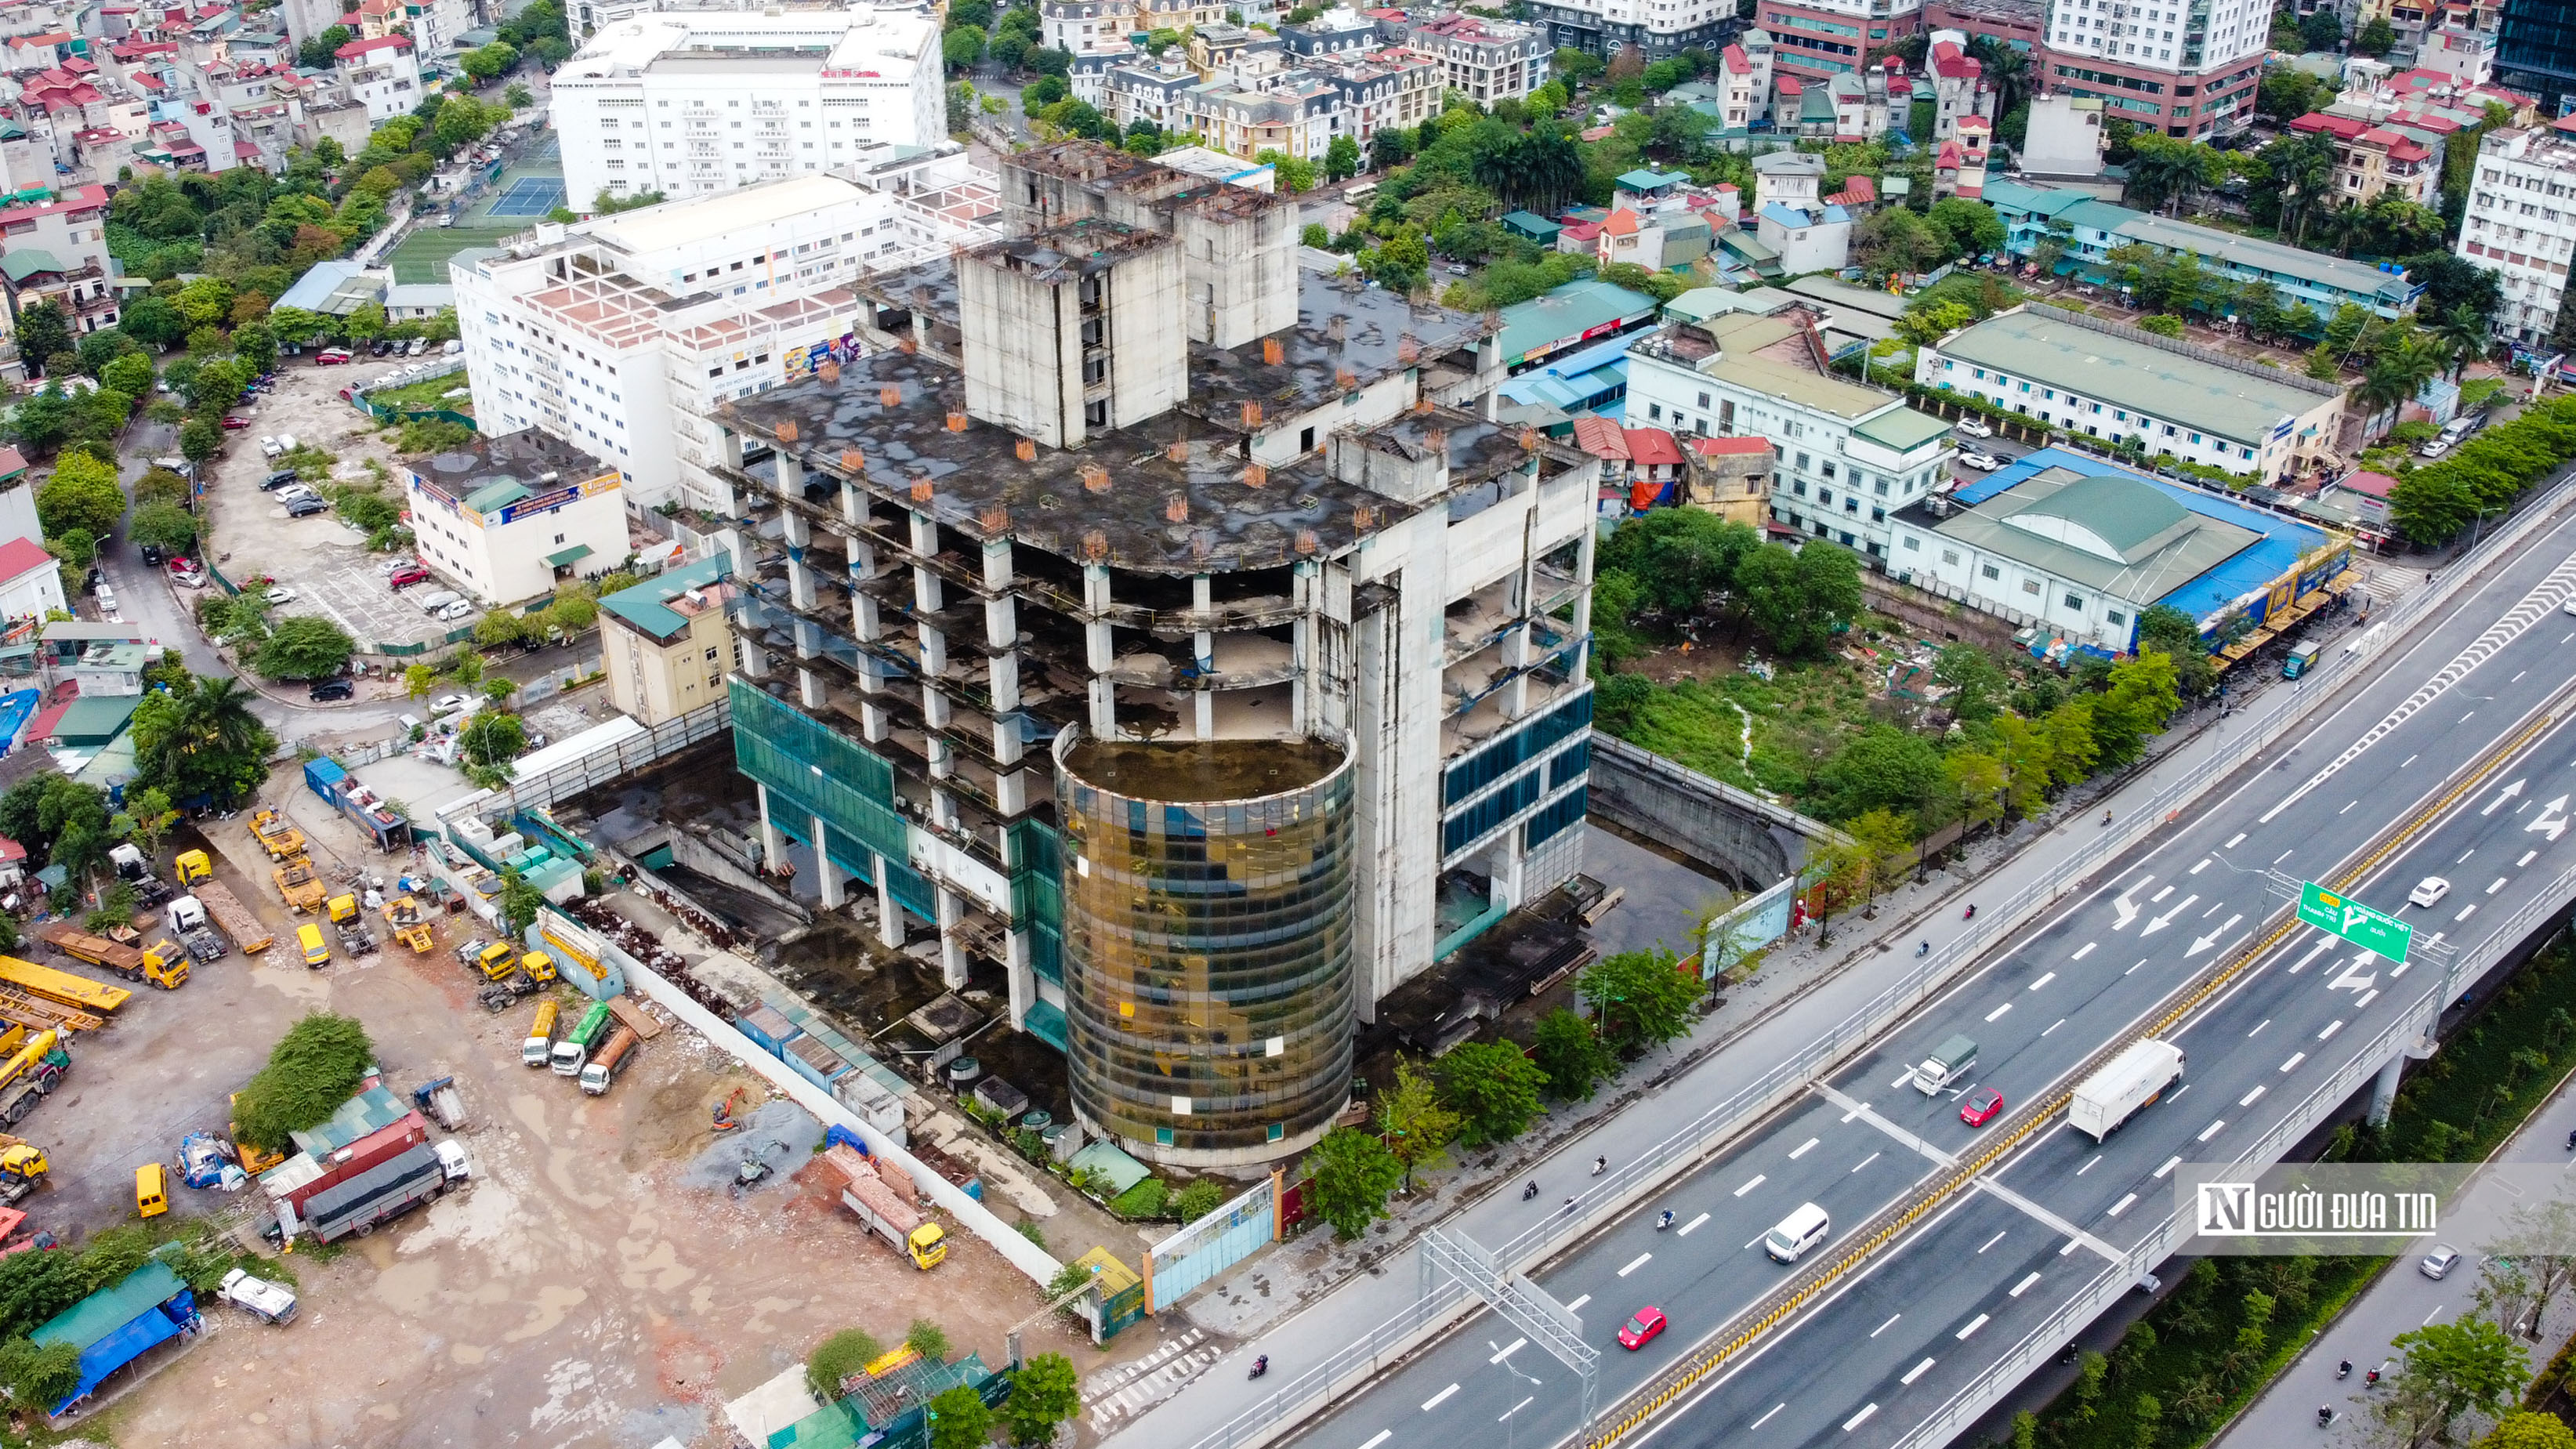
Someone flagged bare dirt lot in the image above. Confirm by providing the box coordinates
[41,779,1096,1448]
[202,357,480,652]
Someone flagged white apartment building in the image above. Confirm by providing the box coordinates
[1526,0,1730,59]
[549,10,943,208]
[2037,0,2266,138]
[451,157,1000,513]
[1625,309,1955,567]
[2457,126,2576,347]
[332,34,418,122]
[1403,13,1548,106]
[404,432,629,607]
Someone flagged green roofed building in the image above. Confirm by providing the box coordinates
[1496,278,1659,371]
[600,554,734,724]
[31,1259,196,1415]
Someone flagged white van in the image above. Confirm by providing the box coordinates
[1764,1202,1831,1265]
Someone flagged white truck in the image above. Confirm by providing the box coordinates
[1911,1034,1978,1095]
[165,897,230,965]
[218,1268,299,1325]
[2071,1038,2186,1143]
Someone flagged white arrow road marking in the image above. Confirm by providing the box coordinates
[2113,875,2154,930]
[2486,778,2527,816]
[2143,893,2198,936]
[2531,794,2570,842]
[2187,915,2241,956]
[2329,955,2379,993]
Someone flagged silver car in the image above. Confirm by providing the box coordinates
[2421,1245,2462,1281]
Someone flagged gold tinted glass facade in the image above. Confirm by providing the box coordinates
[1056,733,1356,1165]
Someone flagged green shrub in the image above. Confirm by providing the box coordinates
[1172,1179,1225,1222]
[1108,1176,1168,1219]
[806,1328,882,1400]
[230,1012,376,1150]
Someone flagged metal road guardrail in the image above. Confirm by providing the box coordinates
[1888,845,2576,1449]
[1172,473,2576,1449]
[1573,668,2574,1449]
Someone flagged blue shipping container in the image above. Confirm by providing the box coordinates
[304,758,348,806]
[734,1004,800,1060]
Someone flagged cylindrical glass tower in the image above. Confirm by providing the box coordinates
[1054,730,1356,1167]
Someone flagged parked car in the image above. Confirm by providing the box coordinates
[218,1268,298,1325]
[1954,415,1994,439]
[314,349,352,365]
[1958,449,2004,472]
[389,566,432,589]
[285,498,328,518]
[434,601,474,623]
[306,678,353,702]
[259,436,281,458]
[429,694,470,715]
[264,588,300,607]
[220,415,251,430]
[408,336,429,357]
[260,469,300,490]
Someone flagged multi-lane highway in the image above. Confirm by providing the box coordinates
[1279,512,2576,1449]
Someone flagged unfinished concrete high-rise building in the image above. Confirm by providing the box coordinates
[709,139,1600,1168]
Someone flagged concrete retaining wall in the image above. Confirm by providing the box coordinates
[1585,732,1840,887]
[1859,574,2022,652]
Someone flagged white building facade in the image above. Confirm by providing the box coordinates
[404,434,630,607]
[2457,126,2576,346]
[549,10,944,208]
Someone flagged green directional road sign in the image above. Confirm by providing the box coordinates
[2296,881,2413,963]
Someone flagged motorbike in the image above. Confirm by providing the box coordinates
[2338,1360,2352,1380]
[1523,1180,1539,1201]
[1916,940,1931,958]
[1249,1356,1268,1381]
[1963,904,1978,921]
[1657,1211,1676,1230]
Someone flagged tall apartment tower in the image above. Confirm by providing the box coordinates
[711,141,1600,1166]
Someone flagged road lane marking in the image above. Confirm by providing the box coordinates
[1790,1138,1819,1160]
[1844,1404,1879,1432]
[1817,1083,1956,1166]
[1423,1384,1460,1411]
[1871,1314,1900,1338]
[2044,1018,2066,1036]
[1490,1339,1525,1364]
[2071,944,2095,961]
[1360,1433,1391,1449]
[2191,858,2211,875]
[2391,962,2410,978]
[2282,1052,2306,1072]
[2249,1019,2270,1038]
[2078,1155,2100,1175]
[2491,877,2511,894]
[2289,938,2335,974]
[1734,1175,1766,1197]
[2457,904,2479,922]
[2204,900,2226,918]
[1901,1357,1936,1386]
[2274,849,2294,864]
[2525,850,2542,867]
[2240,1085,2266,1107]
[2423,1306,2447,1327]
[2012,1273,2042,1297]
[1566,1295,1589,1312]
[2031,973,2057,991]
[1976,1177,2122,1261]
[1884,1073,1911,1092]
[2107,1193,2137,1216]
[2126,959,2146,976]
[1619,1253,1652,1277]
[2198,1118,2227,1142]
[2357,988,2379,1009]
[1956,1314,1990,1339]
[1986,1003,2013,1023]
[2226,833,2245,848]
[1977,1230,2005,1252]
[1501,1396,1532,1422]
[2320,1020,2346,1041]
[2402,755,2417,768]
[1750,1404,1784,1431]
[1679,1212,1708,1236]
[2153,886,2175,902]
[1852,1151,1881,1174]
[2460,849,2477,864]
[2155,1156,2183,1178]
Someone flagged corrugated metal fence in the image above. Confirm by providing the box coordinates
[480,696,732,813]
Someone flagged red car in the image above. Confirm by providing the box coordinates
[1617,1306,1667,1350]
[314,349,352,365]
[389,566,432,589]
[219,415,250,429]
[1960,1086,2005,1128]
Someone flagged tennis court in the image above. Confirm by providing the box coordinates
[487,176,567,218]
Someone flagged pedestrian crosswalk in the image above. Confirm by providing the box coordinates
[1084,1328,1223,1429]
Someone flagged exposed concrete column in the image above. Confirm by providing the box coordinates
[985,596,1016,652]
[872,852,903,948]
[1193,574,1212,614]
[797,665,825,710]
[716,425,745,473]
[1195,689,1213,739]
[937,888,969,989]
[995,767,1027,815]
[914,563,944,615]
[1083,562,1112,613]
[918,625,948,680]
[1085,618,1114,673]
[983,539,1013,593]
[1090,676,1118,738]
[840,480,865,528]
[1005,929,1033,1030]
[812,813,845,909]
[776,452,806,497]
[2369,1053,2406,1127]
[780,506,810,549]
[754,783,787,871]
[788,557,817,612]
[987,651,1021,719]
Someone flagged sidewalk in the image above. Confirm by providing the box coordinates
[1096,594,2432,1444]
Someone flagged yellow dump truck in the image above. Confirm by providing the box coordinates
[173,849,213,886]
[34,924,187,991]
[249,810,306,862]
[458,939,516,981]
[0,958,129,1015]
[517,951,558,984]
[272,859,325,914]
[382,897,434,954]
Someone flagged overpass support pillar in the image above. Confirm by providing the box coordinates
[2368,1052,2406,1128]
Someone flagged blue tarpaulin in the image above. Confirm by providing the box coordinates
[31,1261,196,1414]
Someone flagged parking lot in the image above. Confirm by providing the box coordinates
[35,774,1097,1446]
[205,358,480,654]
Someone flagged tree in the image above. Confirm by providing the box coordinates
[1305,1126,1402,1238]
[2136,605,2214,697]
[114,785,176,860]
[1944,749,2009,830]
[179,415,223,465]
[232,320,279,378]
[231,1012,378,1150]
[99,352,153,397]
[459,40,520,82]
[1857,205,1953,275]
[460,710,528,769]
[186,357,248,415]
[2479,1414,2576,1449]
[1927,197,2005,257]
[2373,1319,2529,1449]
[1437,1040,1548,1145]
[2474,1197,2576,1339]
[1002,1352,1081,1446]
[499,865,545,937]
[944,25,987,70]
[128,674,273,809]
[2137,313,2186,338]
[1254,148,1317,194]
[127,500,198,556]
[255,616,356,679]
[1375,1058,1456,1187]
[1736,541,1861,657]
[1932,643,2008,723]
[15,302,68,376]
[36,451,125,541]
[1578,947,1702,1058]
[1806,723,1945,823]
[0,1337,82,1411]
[404,663,437,701]
[1530,1007,1616,1101]
[2357,15,2395,54]
[806,1328,882,1400]
[1324,132,1361,183]
[298,23,355,67]
[926,1384,993,1449]
[2088,651,2180,767]
[906,1319,951,1361]
[506,82,534,107]
[2299,8,2344,51]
